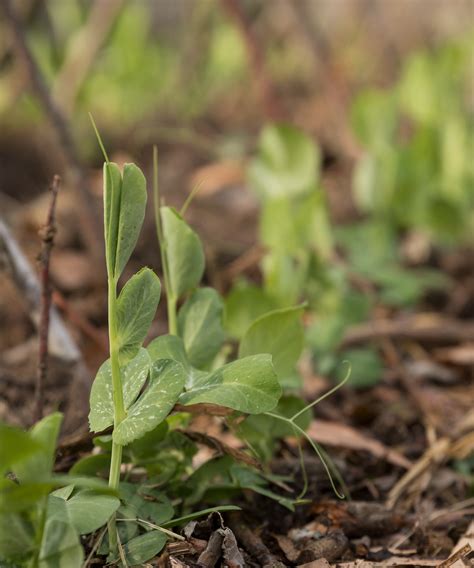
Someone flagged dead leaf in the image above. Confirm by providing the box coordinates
[307,420,412,469]
[435,343,474,366]
[189,160,245,197]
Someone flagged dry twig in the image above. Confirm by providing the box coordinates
[0,216,80,363]
[35,175,60,422]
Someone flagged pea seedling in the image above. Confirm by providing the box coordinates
[87,124,283,553]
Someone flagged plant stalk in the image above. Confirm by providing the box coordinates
[107,275,126,552]
[167,294,178,335]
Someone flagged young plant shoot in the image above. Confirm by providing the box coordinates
[88,131,282,555]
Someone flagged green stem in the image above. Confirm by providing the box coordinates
[167,294,178,335]
[107,275,126,552]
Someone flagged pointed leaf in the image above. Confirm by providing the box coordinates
[117,267,161,363]
[113,359,186,446]
[114,163,147,279]
[161,206,205,298]
[178,287,225,369]
[14,413,63,483]
[103,162,122,276]
[0,423,42,476]
[179,355,281,414]
[239,306,304,383]
[89,349,150,432]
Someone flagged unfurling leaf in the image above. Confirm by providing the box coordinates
[113,359,186,446]
[89,349,151,432]
[103,162,122,276]
[117,267,161,363]
[114,163,148,279]
[161,207,204,298]
[179,354,281,414]
[178,287,225,369]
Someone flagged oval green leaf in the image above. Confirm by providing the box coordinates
[113,359,186,446]
[89,349,151,432]
[49,489,120,535]
[114,163,147,279]
[179,354,281,414]
[121,531,167,566]
[161,206,205,298]
[239,305,305,384]
[147,334,205,389]
[117,267,161,363]
[178,287,225,369]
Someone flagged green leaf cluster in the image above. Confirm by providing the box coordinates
[0,414,118,567]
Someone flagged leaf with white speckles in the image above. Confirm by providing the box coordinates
[113,359,185,446]
[179,355,281,414]
[89,349,151,432]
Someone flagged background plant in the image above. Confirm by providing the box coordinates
[352,35,474,244]
[226,122,449,389]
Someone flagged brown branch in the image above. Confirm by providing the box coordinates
[1,0,102,263]
[35,175,60,422]
[219,0,284,121]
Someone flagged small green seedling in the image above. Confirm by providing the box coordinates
[0,125,348,567]
[87,125,282,556]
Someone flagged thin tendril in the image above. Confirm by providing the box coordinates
[291,361,351,422]
[89,112,110,163]
[180,180,204,216]
[265,412,345,499]
[293,424,309,500]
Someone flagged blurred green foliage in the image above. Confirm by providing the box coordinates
[352,35,474,243]
[0,1,248,130]
[227,121,449,388]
